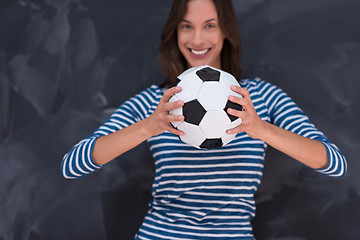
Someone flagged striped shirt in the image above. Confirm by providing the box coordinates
[61,78,346,239]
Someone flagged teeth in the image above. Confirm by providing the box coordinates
[191,49,209,55]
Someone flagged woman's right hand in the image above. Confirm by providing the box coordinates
[92,86,184,165]
[145,86,185,137]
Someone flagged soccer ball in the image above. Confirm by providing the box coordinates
[169,65,243,149]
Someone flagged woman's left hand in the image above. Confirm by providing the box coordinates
[226,85,329,169]
[226,85,268,140]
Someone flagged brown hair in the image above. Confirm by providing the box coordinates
[159,0,243,87]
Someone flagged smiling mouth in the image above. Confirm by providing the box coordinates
[190,48,210,55]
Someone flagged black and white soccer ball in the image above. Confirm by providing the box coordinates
[169,65,243,149]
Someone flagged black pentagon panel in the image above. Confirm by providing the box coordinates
[175,78,181,86]
[183,100,206,125]
[224,100,243,122]
[196,67,220,82]
[200,138,223,149]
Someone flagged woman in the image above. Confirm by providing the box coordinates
[61,0,346,239]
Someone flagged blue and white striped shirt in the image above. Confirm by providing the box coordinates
[61,78,346,239]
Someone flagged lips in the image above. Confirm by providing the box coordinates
[191,48,209,55]
[189,48,211,59]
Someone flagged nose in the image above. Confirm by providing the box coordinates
[191,29,205,47]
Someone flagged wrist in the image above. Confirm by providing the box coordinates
[138,117,156,139]
[258,120,272,143]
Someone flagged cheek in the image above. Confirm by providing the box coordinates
[177,33,186,49]
[177,35,192,59]
[177,40,186,58]
[214,33,225,49]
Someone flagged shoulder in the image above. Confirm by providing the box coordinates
[132,85,165,103]
[142,85,165,97]
[118,85,165,112]
[239,78,297,118]
[113,85,165,119]
[240,77,276,92]
[240,78,288,100]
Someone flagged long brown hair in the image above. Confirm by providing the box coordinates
[159,0,243,87]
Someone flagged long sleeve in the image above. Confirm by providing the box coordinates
[61,85,163,179]
[248,78,347,177]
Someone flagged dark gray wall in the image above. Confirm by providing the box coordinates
[0,0,359,239]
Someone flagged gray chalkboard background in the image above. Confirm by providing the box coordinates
[1,0,359,239]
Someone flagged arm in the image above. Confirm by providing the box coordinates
[92,86,184,165]
[255,121,328,169]
[61,86,184,178]
[227,84,346,176]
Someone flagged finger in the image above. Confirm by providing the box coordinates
[161,86,182,103]
[228,95,246,105]
[229,87,255,111]
[226,124,246,135]
[165,99,184,112]
[231,85,250,99]
[166,125,184,136]
[167,114,184,123]
[228,95,250,111]
[227,108,246,119]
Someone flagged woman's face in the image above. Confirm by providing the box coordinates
[177,0,226,69]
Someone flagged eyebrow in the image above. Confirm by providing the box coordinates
[182,18,217,24]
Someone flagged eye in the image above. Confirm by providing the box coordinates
[180,24,192,30]
[205,24,216,29]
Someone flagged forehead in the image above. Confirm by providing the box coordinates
[183,0,218,21]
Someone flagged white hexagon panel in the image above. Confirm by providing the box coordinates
[219,70,240,89]
[197,82,229,111]
[199,110,231,139]
[176,72,203,103]
[177,122,207,148]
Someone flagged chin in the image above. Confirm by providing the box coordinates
[188,61,213,68]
